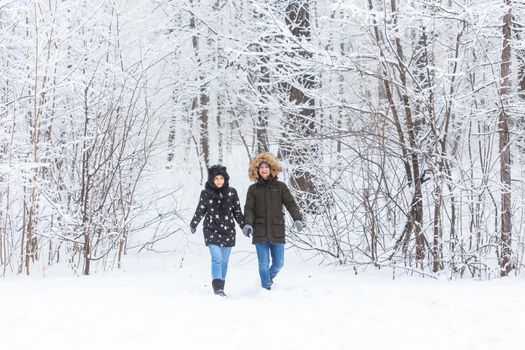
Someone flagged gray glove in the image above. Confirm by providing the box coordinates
[243,224,253,237]
[294,220,304,232]
[190,226,196,234]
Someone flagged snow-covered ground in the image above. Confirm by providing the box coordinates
[2,239,524,350]
[2,148,524,349]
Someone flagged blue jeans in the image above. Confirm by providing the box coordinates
[255,241,284,288]
[208,245,232,280]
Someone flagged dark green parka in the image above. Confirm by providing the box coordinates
[244,152,303,244]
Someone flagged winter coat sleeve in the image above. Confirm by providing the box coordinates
[231,189,245,228]
[244,185,255,226]
[281,183,303,222]
[190,190,207,229]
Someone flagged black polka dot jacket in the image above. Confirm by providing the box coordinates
[190,183,245,247]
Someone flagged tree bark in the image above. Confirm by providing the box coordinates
[390,0,425,265]
[257,44,270,153]
[190,0,210,168]
[515,20,525,99]
[280,0,318,210]
[498,1,512,276]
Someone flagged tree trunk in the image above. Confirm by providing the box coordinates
[199,88,210,167]
[190,0,210,168]
[432,21,466,272]
[25,4,43,275]
[515,20,525,99]
[217,92,224,163]
[257,42,270,153]
[81,85,91,275]
[498,1,512,276]
[390,0,425,265]
[167,91,177,164]
[280,0,318,210]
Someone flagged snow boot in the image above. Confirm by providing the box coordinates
[219,280,227,297]
[212,279,226,297]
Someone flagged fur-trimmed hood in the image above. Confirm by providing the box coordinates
[248,152,282,182]
[207,164,230,189]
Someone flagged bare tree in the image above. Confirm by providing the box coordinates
[498,0,513,276]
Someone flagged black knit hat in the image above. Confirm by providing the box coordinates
[207,165,230,188]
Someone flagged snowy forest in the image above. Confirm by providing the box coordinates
[1,0,525,279]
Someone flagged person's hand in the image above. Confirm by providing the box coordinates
[294,220,304,232]
[190,226,196,234]
[243,225,253,237]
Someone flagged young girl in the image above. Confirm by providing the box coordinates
[190,165,245,296]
